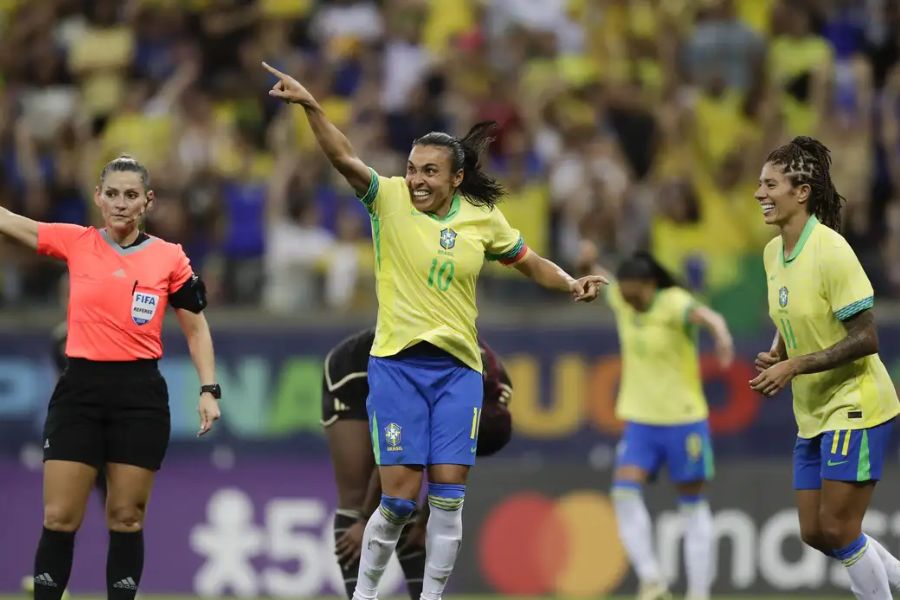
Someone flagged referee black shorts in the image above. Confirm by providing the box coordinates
[43,358,170,471]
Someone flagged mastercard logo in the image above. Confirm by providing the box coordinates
[478,491,628,596]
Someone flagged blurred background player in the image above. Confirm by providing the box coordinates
[0,155,221,600]
[581,245,734,600]
[751,137,900,599]
[263,62,605,600]
[322,327,513,600]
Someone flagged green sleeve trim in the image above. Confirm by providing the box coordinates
[834,296,874,321]
[485,236,524,262]
[357,168,379,209]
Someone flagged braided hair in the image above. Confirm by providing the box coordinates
[616,251,678,288]
[765,136,845,230]
[413,121,505,209]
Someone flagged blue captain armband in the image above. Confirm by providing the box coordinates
[169,274,208,313]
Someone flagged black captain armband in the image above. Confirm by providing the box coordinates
[169,274,208,313]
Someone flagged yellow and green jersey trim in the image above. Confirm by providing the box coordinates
[835,296,874,321]
[781,214,818,266]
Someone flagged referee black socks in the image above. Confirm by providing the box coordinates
[33,527,75,600]
[107,530,143,600]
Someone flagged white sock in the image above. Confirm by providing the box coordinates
[866,536,900,591]
[352,505,411,600]
[612,483,662,586]
[680,496,713,600]
[836,535,892,600]
[420,493,465,600]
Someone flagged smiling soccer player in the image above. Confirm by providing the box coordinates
[752,137,900,599]
[263,61,606,600]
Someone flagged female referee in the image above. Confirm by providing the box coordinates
[0,155,221,600]
[581,247,733,600]
[751,136,900,599]
[262,62,605,600]
[323,328,513,600]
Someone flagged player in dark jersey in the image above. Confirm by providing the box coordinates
[322,328,513,600]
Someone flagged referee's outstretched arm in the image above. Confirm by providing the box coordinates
[174,308,220,436]
[0,206,39,249]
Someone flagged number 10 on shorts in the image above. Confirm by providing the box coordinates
[470,407,481,440]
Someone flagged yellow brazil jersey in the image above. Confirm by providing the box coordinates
[764,216,899,438]
[359,169,525,372]
[608,283,708,425]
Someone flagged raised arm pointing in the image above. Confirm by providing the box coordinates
[0,207,39,250]
[262,62,371,196]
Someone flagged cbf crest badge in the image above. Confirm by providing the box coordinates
[779,286,789,308]
[131,291,159,325]
[439,228,457,250]
[385,423,402,451]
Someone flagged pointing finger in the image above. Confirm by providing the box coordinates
[261,61,287,79]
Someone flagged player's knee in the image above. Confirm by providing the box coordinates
[380,495,416,524]
[818,514,857,550]
[799,524,829,552]
[427,483,466,512]
[613,466,647,484]
[43,504,83,532]
[106,503,146,531]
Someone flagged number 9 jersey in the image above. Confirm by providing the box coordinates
[763,216,899,438]
[358,168,527,373]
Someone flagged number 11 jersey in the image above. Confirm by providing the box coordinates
[359,169,527,372]
[764,215,898,438]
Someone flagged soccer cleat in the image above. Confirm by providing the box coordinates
[636,581,672,600]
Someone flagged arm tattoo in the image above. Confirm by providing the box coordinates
[795,310,879,375]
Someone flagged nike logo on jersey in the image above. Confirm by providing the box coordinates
[112,268,127,278]
[826,459,848,467]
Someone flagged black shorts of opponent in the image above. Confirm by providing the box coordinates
[43,358,171,471]
[320,330,374,426]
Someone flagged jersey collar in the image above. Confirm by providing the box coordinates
[100,228,155,255]
[423,194,460,223]
[781,214,818,266]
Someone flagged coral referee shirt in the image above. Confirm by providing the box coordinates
[37,224,193,361]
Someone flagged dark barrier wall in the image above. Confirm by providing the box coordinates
[2,324,899,458]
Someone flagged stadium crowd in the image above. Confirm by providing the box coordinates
[0,0,898,316]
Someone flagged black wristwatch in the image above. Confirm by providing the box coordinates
[200,384,222,399]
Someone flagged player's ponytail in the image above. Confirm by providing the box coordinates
[765,136,845,231]
[414,121,506,209]
[100,154,152,190]
[616,251,678,289]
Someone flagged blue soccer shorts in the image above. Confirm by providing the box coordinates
[793,418,894,490]
[615,420,715,483]
[367,344,483,466]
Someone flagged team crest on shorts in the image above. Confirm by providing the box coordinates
[439,228,457,250]
[778,286,789,308]
[131,291,159,325]
[385,423,402,451]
